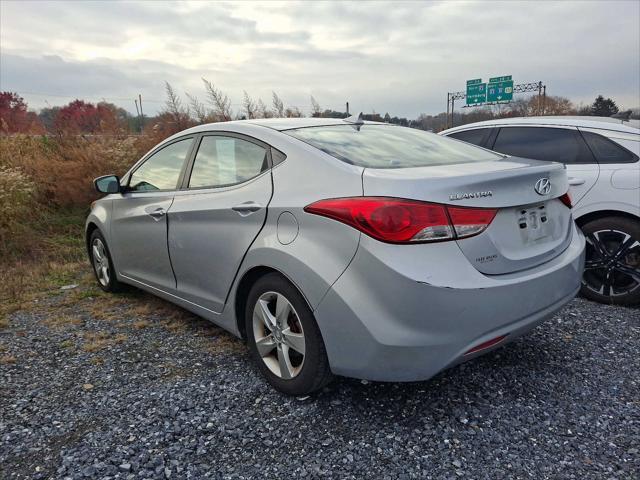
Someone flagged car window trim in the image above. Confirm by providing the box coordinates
[491,125,597,164]
[124,135,197,193]
[180,131,275,191]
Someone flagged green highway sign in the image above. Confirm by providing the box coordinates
[466,82,487,105]
[487,79,514,102]
[489,75,512,83]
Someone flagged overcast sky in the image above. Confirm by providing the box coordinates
[1,0,639,118]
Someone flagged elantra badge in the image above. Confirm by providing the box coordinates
[534,178,551,196]
[449,191,493,201]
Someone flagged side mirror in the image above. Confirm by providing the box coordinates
[94,175,121,194]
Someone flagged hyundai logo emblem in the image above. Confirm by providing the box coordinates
[534,178,551,196]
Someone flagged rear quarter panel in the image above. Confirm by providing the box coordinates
[221,136,365,333]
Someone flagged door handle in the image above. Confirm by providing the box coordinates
[232,201,263,215]
[147,207,166,220]
[568,177,586,186]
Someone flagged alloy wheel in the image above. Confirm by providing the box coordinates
[252,291,305,380]
[583,229,640,298]
[92,238,110,287]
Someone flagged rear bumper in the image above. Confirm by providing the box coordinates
[314,223,585,381]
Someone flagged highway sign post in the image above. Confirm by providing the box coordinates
[446,78,546,129]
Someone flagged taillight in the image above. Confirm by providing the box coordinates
[559,192,572,208]
[447,206,497,239]
[304,197,497,244]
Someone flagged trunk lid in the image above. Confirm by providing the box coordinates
[362,157,572,274]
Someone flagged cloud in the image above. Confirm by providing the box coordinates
[1,0,638,117]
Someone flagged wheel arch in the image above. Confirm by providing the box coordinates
[85,221,100,256]
[575,209,639,228]
[233,265,314,340]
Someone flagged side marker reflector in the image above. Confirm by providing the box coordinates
[464,334,508,355]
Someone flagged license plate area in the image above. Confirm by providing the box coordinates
[517,203,550,242]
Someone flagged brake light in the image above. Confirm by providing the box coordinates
[559,192,572,208]
[304,197,497,244]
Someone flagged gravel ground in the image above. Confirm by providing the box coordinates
[1,278,638,479]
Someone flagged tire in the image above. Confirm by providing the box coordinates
[89,230,125,293]
[580,216,640,306]
[245,273,333,395]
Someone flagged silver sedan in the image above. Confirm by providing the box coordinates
[87,117,585,395]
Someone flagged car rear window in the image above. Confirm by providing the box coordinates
[581,131,638,164]
[284,124,501,168]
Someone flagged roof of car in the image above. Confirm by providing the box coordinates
[182,117,387,133]
[442,116,639,134]
[246,117,377,130]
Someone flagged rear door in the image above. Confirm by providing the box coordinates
[578,128,640,214]
[111,137,195,290]
[168,133,273,313]
[490,125,599,205]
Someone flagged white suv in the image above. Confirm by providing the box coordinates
[441,116,639,305]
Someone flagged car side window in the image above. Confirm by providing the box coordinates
[188,135,268,188]
[493,127,594,164]
[581,131,638,164]
[129,138,193,191]
[448,128,491,147]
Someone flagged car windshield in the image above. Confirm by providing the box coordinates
[284,124,502,168]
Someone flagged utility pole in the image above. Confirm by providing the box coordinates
[537,81,543,116]
[450,97,455,128]
[134,99,142,134]
[446,93,450,129]
[138,94,144,130]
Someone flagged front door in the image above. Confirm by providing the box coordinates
[110,137,194,290]
[168,133,273,313]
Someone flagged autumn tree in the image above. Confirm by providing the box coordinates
[0,92,43,134]
[52,99,124,134]
[285,106,303,118]
[543,96,577,115]
[590,95,619,117]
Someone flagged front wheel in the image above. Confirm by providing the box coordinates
[89,230,125,293]
[245,273,333,395]
[580,216,640,306]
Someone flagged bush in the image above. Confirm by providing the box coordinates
[1,135,139,207]
[0,134,148,263]
[0,165,36,253]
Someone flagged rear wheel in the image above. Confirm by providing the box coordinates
[245,273,333,395]
[89,230,125,293]
[580,216,640,306]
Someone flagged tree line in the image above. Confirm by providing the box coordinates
[0,81,634,137]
